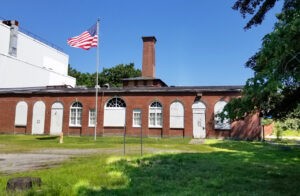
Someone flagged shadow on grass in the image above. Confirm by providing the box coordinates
[75,142,300,195]
[35,136,59,140]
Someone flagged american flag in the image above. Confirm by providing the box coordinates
[67,23,98,50]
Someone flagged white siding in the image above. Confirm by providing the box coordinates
[0,54,75,88]
[0,22,76,88]
[0,23,10,55]
[17,31,69,75]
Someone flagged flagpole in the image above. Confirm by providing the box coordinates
[94,19,100,141]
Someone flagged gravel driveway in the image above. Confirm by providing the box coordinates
[0,149,119,174]
[0,148,185,174]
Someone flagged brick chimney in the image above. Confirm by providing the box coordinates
[142,36,156,78]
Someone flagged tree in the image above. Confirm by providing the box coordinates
[68,63,141,88]
[68,65,95,87]
[233,0,278,29]
[99,63,141,87]
[223,0,300,120]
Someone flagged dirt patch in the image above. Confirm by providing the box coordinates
[0,149,108,174]
[0,153,68,174]
[0,148,191,174]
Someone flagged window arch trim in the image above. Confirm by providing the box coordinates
[105,97,126,108]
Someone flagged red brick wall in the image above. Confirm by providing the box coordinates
[264,122,274,136]
[142,37,156,77]
[0,91,261,140]
[231,113,261,140]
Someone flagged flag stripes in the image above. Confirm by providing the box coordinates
[67,23,98,50]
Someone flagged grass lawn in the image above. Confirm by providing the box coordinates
[0,135,300,195]
[281,130,300,137]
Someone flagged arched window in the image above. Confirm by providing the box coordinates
[15,101,28,126]
[170,101,184,128]
[104,97,126,127]
[106,97,126,108]
[69,102,83,126]
[214,101,230,130]
[149,101,162,128]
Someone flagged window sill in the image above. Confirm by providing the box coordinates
[133,125,141,128]
[170,127,184,130]
[214,128,231,131]
[69,125,82,128]
[149,126,162,129]
[15,124,27,127]
[103,125,125,128]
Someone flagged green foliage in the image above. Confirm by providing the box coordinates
[225,1,300,120]
[261,118,274,125]
[233,0,278,29]
[99,63,141,87]
[275,121,284,139]
[281,118,300,130]
[273,118,300,138]
[281,129,300,136]
[68,63,141,87]
[68,65,95,87]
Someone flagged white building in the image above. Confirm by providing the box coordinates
[0,20,76,88]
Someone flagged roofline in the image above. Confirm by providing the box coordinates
[0,85,244,95]
[122,77,168,87]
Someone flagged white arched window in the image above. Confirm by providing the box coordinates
[170,101,184,128]
[104,97,126,127]
[214,101,230,130]
[149,101,162,128]
[15,101,28,126]
[69,102,83,126]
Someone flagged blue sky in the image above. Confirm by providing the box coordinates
[0,0,283,86]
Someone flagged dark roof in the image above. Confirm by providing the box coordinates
[0,85,243,95]
[122,77,168,87]
[122,76,157,81]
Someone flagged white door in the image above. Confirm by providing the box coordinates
[192,101,206,138]
[50,102,63,135]
[32,101,46,134]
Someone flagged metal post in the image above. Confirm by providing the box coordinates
[123,109,126,156]
[140,110,143,156]
[94,19,100,141]
[123,126,126,156]
[262,125,265,142]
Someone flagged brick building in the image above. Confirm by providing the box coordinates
[0,36,261,139]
